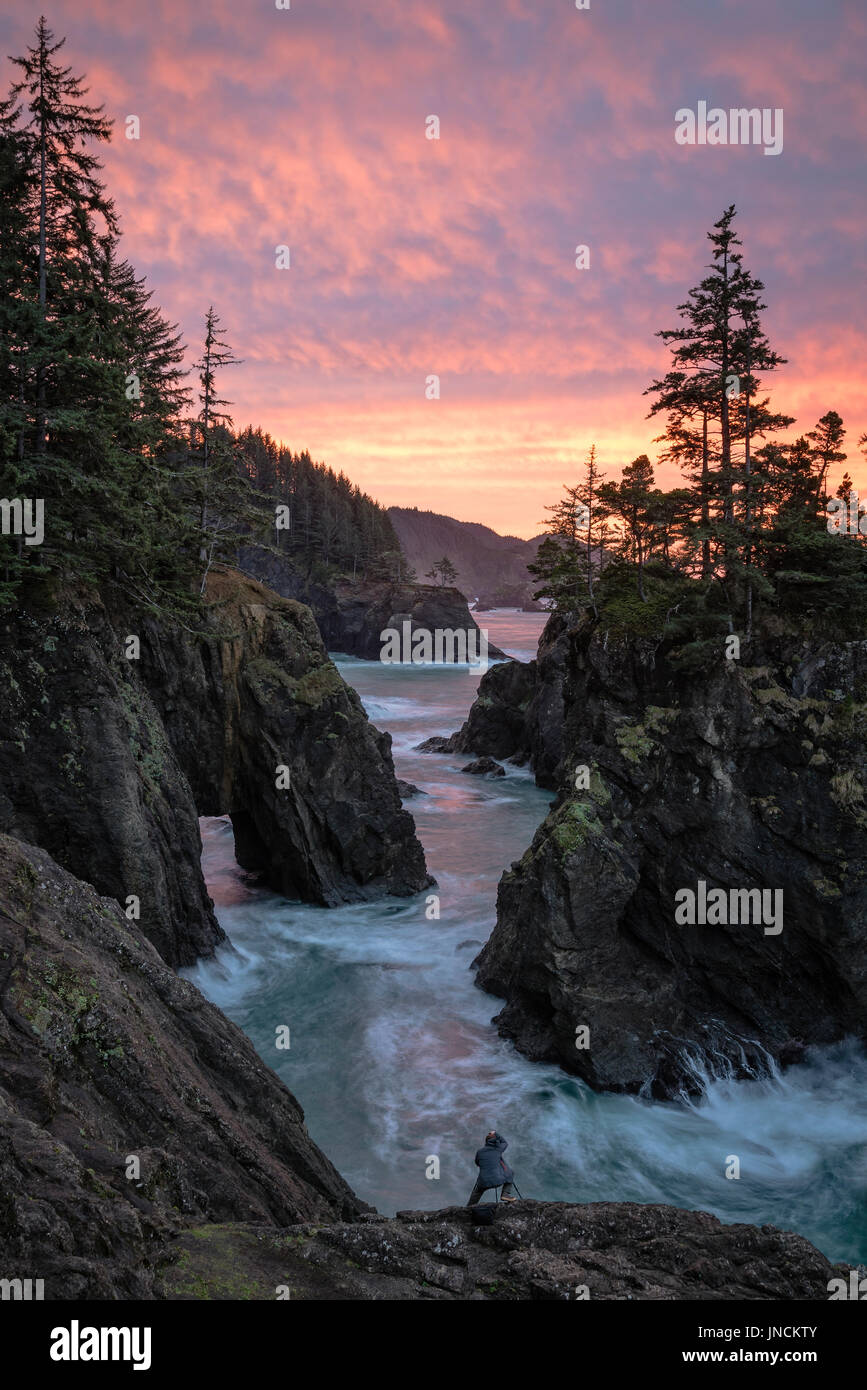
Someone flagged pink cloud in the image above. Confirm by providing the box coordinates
[0,0,863,533]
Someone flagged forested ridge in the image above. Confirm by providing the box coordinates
[235,426,403,586]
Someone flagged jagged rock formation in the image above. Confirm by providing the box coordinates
[140,572,430,916]
[5,569,862,1301]
[421,629,558,771]
[313,578,505,660]
[162,1202,848,1301]
[0,834,363,1300]
[450,612,867,1095]
[238,542,505,660]
[0,570,429,967]
[0,679,858,1302]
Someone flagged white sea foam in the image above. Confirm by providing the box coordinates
[185,612,867,1261]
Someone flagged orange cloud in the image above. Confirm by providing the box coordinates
[1,0,863,534]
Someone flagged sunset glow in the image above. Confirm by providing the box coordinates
[4,0,864,534]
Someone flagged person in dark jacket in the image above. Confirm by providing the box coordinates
[466,1130,517,1205]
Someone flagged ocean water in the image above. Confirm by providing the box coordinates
[184,611,867,1265]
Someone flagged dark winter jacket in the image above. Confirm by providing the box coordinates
[474,1133,514,1189]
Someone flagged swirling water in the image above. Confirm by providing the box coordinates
[184,611,867,1264]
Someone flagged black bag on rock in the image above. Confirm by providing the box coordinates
[470,1205,497,1226]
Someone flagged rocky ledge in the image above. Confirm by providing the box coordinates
[161,1201,850,1301]
[1,830,857,1302]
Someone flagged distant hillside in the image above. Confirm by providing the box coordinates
[388,507,544,607]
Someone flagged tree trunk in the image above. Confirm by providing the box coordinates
[744,335,753,640]
[701,410,711,578]
[720,246,732,527]
[198,342,211,564]
[36,43,48,456]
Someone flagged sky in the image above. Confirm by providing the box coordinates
[2,0,865,537]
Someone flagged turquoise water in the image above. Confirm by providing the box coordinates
[185,611,867,1265]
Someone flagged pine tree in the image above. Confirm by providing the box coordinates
[646,206,791,624]
[92,243,195,609]
[190,306,247,591]
[0,90,40,601]
[529,445,611,614]
[426,555,458,587]
[806,411,846,511]
[10,17,116,458]
[598,455,656,600]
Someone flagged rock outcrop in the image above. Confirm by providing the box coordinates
[238,543,505,660]
[0,834,363,1300]
[423,613,566,775]
[1,631,861,1302]
[310,577,506,661]
[461,757,505,777]
[424,654,540,762]
[460,613,867,1095]
[0,569,429,967]
[162,1202,849,1301]
[5,567,861,1301]
[140,571,430,917]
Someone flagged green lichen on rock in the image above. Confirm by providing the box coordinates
[830,769,867,826]
[11,857,37,911]
[245,655,342,709]
[245,656,297,702]
[753,684,791,707]
[830,769,865,810]
[587,764,611,806]
[164,1225,307,1301]
[826,697,867,736]
[549,799,604,857]
[739,666,801,715]
[11,958,127,1063]
[117,678,170,791]
[813,877,843,899]
[804,707,834,737]
[614,706,676,764]
[60,749,85,785]
[294,661,344,707]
